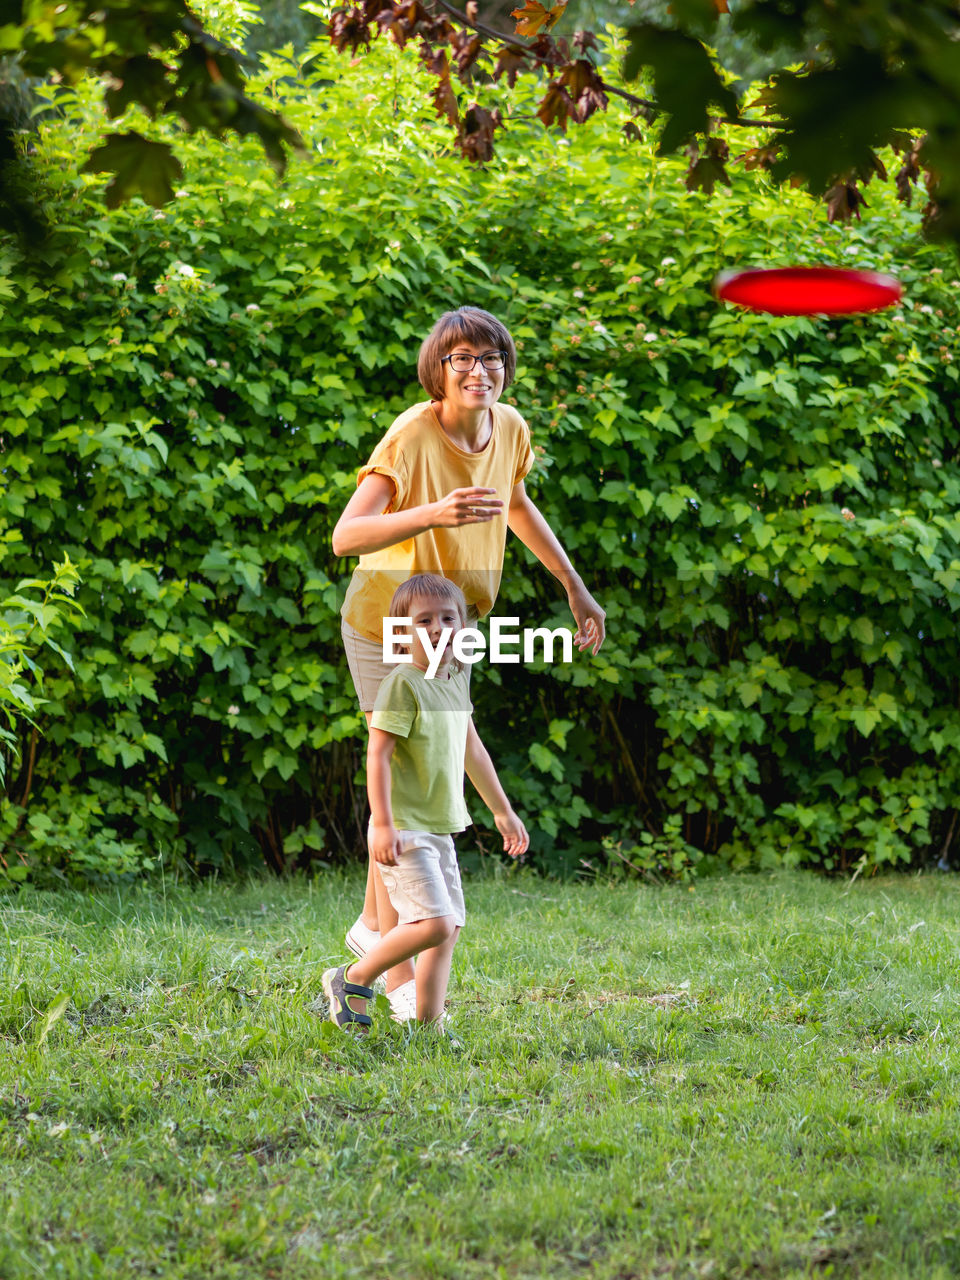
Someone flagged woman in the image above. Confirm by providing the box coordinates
[332,305,605,1019]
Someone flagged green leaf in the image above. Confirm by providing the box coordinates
[548,718,575,749]
[874,693,898,722]
[529,742,563,780]
[852,705,882,737]
[881,640,903,667]
[850,617,875,646]
[657,492,686,522]
[738,681,763,708]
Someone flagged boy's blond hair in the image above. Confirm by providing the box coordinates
[389,574,469,674]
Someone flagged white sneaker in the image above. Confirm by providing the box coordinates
[386,979,418,1023]
[344,917,386,994]
[345,917,379,959]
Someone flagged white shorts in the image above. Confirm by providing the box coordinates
[375,829,466,927]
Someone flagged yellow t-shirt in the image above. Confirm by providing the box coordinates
[341,401,534,643]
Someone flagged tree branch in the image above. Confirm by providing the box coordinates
[431,0,526,50]
[426,0,781,129]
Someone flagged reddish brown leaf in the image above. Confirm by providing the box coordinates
[421,46,447,76]
[328,6,373,53]
[511,0,567,37]
[572,30,599,54]
[685,137,730,195]
[376,0,427,48]
[456,103,502,162]
[432,15,456,41]
[622,120,643,142]
[852,150,887,184]
[450,30,483,77]
[493,44,528,87]
[895,139,924,205]
[558,58,608,122]
[433,79,459,127]
[537,81,575,131]
[825,182,868,223]
[558,58,591,98]
[686,156,731,194]
[420,48,458,125]
[575,81,607,122]
[896,161,917,205]
[737,144,779,172]
[922,196,941,235]
[527,33,567,67]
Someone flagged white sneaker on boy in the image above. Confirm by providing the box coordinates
[386,979,418,1023]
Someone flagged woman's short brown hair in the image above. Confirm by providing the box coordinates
[417,306,517,401]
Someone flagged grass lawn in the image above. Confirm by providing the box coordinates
[1,866,958,1279]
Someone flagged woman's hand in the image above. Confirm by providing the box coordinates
[494,808,529,859]
[370,822,403,866]
[430,487,504,528]
[568,583,606,655]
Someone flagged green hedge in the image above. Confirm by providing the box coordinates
[0,556,82,812]
[1,32,959,883]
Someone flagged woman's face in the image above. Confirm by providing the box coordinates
[439,341,506,413]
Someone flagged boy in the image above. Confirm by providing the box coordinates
[322,574,528,1029]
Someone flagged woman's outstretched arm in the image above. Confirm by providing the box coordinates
[333,472,504,556]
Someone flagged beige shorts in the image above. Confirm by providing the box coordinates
[342,618,393,713]
[375,829,466,927]
[342,614,477,713]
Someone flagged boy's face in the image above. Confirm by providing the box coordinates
[441,342,506,415]
[407,593,462,674]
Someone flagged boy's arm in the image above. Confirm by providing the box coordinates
[332,472,503,557]
[366,728,403,865]
[464,719,529,858]
[506,479,606,654]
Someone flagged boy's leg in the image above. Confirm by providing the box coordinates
[373,859,415,992]
[414,926,460,1024]
[346,915,456,998]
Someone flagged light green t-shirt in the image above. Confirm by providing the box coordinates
[370,665,473,834]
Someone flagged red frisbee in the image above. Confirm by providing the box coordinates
[713,266,902,316]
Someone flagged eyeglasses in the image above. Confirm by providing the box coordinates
[441,350,507,372]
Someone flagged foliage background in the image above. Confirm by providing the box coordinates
[2,23,959,885]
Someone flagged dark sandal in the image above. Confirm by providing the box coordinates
[322,964,374,1029]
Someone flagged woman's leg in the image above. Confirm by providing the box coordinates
[357,708,381,929]
[360,853,380,932]
[414,926,460,1023]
